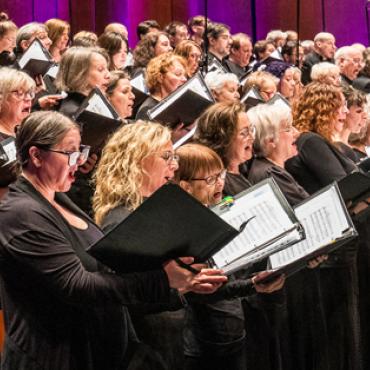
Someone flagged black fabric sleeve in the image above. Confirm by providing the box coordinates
[4,228,171,307]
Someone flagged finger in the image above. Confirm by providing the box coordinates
[178,256,195,265]
[193,274,227,285]
[198,268,225,275]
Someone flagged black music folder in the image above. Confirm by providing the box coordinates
[74,88,122,153]
[43,64,59,94]
[209,178,304,274]
[0,137,17,185]
[17,38,54,79]
[130,71,150,111]
[256,183,358,283]
[88,183,239,273]
[240,86,264,108]
[147,73,214,128]
[267,92,290,107]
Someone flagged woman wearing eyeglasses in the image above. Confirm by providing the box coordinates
[0,67,35,200]
[93,121,226,370]
[0,111,225,370]
[193,102,289,370]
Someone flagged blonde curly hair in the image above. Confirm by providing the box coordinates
[292,82,343,142]
[93,121,171,225]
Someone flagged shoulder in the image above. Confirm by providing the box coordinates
[247,157,273,184]
[101,205,131,234]
[58,92,86,118]
[135,96,158,120]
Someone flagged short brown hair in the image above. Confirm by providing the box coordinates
[174,143,224,182]
[194,102,245,167]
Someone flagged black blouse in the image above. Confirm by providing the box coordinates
[285,131,357,194]
[0,177,171,370]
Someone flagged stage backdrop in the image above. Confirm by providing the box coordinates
[1,0,368,48]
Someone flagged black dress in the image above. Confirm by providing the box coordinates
[247,156,330,370]
[135,96,159,121]
[286,132,362,370]
[0,177,172,370]
[102,204,186,370]
[0,132,17,190]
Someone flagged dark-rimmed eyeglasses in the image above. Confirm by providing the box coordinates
[190,169,227,185]
[44,145,90,166]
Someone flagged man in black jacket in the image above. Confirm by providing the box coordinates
[301,32,336,85]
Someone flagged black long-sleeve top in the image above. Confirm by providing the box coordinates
[0,177,171,370]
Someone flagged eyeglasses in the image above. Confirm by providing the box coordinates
[11,90,35,100]
[160,151,180,164]
[45,145,90,166]
[240,125,256,138]
[191,169,227,185]
[344,58,365,67]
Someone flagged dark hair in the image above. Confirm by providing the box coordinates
[16,111,78,167]
[194,102,245,167]
[343,86,366,109]
[98,32,128,70]
[253,40,274,59]
[206,22,230,40]
[133,31,169,68]
[136,19,161,39]
[106,70,129,96]
[164,21,187,37]
[281,41,299,57]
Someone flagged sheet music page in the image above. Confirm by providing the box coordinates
[18,41,49,68]
[45,64,59,79]
[0,139,16,166]
[131,73,148,93]
[269,185,350,269]
[173,124,197,149]
[241,88,261,103]
[188,76,212,100]
[85,93,115,118]
[212,183,295,268]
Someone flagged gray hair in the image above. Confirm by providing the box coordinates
[334,46,361,64]
[311,62,340,81]
[314,32,335,43]
[266,30,287,42]
[0,67,35,113]
[16,111,78,168]
[16,22,48,50]
[247,103,292,157]
[204,71,239,92]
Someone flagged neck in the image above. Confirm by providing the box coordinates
[266,155,284,168]
[22,171,55,203]
[227,160,240,174]
[209,49,224,61]
[338,127,351,145]
[0,117,17,136]
[152,88,168,101]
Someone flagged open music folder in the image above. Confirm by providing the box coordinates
[88,183,240,273]
[43,64,60,94]
[130,71,150,111]
[209,178,304,274]
[0,137,17,185]
[240,86,264,108]
[256,183,358,283]
[74,88,122,153]
[17,38,54,79]
[147,72,214,128]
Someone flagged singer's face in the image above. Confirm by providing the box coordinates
[213,81,240,103]
[141,141,179,196]
[111,40,128,70]
[345,104,366,134]
[183,168,225,207]
[0,30,16,53]
[161,60,187,97]
[187,45,202,76]
[108,78,135,119]
[86,53,110,92]
[227,112,254,167]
